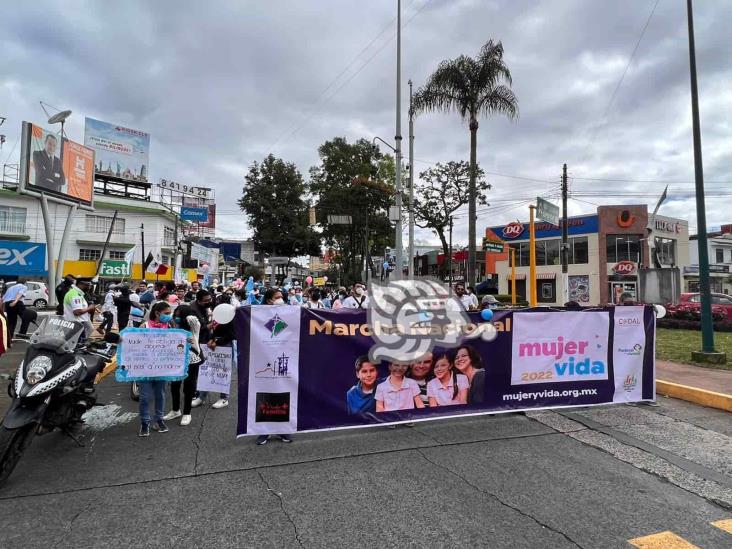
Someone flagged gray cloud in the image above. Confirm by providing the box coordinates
[1,0,729,244]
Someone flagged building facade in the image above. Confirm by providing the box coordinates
[487,205,689,306]
[686,224,732,294]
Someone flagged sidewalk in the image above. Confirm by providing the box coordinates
[656,360,732,412]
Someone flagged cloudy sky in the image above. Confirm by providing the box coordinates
[1,0,730,248]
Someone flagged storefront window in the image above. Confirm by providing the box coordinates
[654,237,676,266]
[537,279,556,303]
[607,234,642,263]
[570,236,588,264]
[508,242,531,267]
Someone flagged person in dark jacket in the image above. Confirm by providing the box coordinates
[55,275,75,315]
[114,284,133,332]
[189,290,214,408]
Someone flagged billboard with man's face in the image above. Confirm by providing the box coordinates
[84,117,150,183]
[21,122,95,205]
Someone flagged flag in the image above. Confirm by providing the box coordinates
[145,253,169,276]
[124,246,136,270]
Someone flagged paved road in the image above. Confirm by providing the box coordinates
[0,342,730,548]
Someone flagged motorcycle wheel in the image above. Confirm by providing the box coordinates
[0,424,38,487]
[130,381,140,401]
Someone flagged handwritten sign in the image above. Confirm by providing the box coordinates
[116,328,190,382]
[198,346,234,394]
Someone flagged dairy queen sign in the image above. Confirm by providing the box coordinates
[502,221,525,239]
[612,261,637,275]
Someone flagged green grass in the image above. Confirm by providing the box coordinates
[656,328,732,369]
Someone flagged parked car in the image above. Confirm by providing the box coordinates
[3,281,49,308]
[667,292,732,320]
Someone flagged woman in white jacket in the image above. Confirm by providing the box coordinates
[164,304,204,426]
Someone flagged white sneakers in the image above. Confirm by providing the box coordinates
[180,415,192,426]
[212,399,229,409]
[190,397,204,408]
[163,410,182,421]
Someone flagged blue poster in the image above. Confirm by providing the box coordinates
[0,240,47,276]
[180,206,209,222]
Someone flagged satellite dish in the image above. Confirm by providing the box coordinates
[48,110,72,125]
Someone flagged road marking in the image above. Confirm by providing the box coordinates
[711,518,732,534]
[628,531,698,548]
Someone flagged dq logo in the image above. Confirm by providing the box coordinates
[613,261,636,275]
[616,209,636,228]
[502,222,525,239]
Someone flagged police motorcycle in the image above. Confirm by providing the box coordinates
[0,316,117,487]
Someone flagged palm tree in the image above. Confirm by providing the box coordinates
[413,40,518,287]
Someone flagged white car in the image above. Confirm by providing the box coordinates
[3,281,50,308]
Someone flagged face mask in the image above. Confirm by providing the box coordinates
[273,298,285,305]
[159,313,173,323]
[339,293,346,299]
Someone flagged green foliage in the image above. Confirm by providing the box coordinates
[238,154,319,260]
[309,137,395,285]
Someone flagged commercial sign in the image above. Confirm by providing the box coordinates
[84,118,150,183]
[180,206,209,222]
[612,261,637,276]
[536,197,560,226]
[502,222,525,239]
[20,122,95,206]
[655,219,681,233]
[99,259,131,277]
[235,307,656,436]
[0,240,47,276]
[159,179,211,198]
[489,215,598,242]
[482,237,504,253]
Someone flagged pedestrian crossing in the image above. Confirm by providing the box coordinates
[628,518,731,548]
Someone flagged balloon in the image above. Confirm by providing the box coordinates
[480,309,494,322]
[654,304,667,319]
[306,276,313,285]
[212,303,236,324]
[323,276,328,282]
[481,323,498,342]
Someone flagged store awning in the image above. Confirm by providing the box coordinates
[537,273,556,280]
[506,274,526,280]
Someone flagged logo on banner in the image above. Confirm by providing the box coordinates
[255,353,291,378]
[502,221,525,239]
[264,314,288,338]
[618,343,643,356]
[623,374,638,392]
[255,392,291,422]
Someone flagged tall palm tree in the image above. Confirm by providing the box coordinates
[414,40,518,287]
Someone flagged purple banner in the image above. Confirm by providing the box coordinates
[236,306,656,436]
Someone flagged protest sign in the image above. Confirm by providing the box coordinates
[198,346,234,394]
[116,328,190,382]
[235,306,656,437]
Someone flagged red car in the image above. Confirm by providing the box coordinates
[667,293,732,321]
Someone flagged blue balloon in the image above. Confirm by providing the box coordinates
[480,308,494,322]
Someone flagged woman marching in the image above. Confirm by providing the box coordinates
[163,304,204,427]
[137,301,175,436]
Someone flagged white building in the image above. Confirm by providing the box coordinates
[686,224,732,294]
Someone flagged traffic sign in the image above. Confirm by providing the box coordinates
[536,197,560,226]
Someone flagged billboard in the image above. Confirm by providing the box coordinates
[180,206,209,222]
[84,117,150,183]
[0,240,47,276]
[21,122,95,205]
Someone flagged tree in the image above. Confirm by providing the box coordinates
[238,154,319,273]
[413,161,489,277]
[309,137,395,286]
[414,39,518,286]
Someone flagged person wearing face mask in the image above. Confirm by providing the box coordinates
[342,283,369,309]
[255,288,292,445]
[164,304,203,426]
[289,286,304,306]
[332,287,348,310]
[190,289,215,408]
[304,288,325,309]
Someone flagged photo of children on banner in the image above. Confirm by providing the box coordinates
[346,345,484,415]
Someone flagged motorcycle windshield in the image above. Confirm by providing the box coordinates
[29,316,85,352]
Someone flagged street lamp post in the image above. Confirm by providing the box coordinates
[686,0,723,362]
[393,0,403,281]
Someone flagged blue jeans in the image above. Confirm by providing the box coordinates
[139,381,166,425]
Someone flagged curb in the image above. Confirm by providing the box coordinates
[656,379,732,413]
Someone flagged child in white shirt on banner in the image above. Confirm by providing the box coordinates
[375,362,424,412]
[427,351,469,407]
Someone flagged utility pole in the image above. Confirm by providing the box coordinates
[393,0,404,281]
[529,205,537,307]
[408,79,415,279]
[140,223,146,281]
[686,0,722,362]
[93,210,118,282]
[448,216,453,295]
[561,163,569,304]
